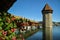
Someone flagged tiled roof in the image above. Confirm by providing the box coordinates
[42,4,52,10]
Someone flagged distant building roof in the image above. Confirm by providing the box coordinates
[0,0,16,12]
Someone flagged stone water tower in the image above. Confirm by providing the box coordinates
[42,4,53,40]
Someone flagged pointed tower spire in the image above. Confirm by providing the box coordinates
[42,3,52,10]
[42,4,53,14]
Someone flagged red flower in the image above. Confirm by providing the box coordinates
[12,36,16,40]
[11,28,16,32]
[11,16,16,21]
[2,31,7,36]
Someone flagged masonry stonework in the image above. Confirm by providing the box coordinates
[42,4,53,40]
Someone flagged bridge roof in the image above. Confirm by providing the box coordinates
[0,0,16,12]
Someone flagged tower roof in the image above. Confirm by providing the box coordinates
[42,4,52,11]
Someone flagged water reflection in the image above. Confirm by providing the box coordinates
[26,26,60,40]
[26,30,42,40]
[53,26,60,40]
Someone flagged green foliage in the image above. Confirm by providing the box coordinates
[0,12,17,40]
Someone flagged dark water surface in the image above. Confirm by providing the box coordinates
[53,26,60,40]
[26,26,60,40]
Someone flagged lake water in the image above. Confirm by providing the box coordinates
[26,26,60,40]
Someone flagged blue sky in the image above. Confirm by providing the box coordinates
[8,0,60,22]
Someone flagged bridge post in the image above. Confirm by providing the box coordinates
[42,4,53,40]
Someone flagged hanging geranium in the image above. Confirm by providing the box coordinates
[2,30,7,36]
[11,28,16,32]
[11,16,16,21]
